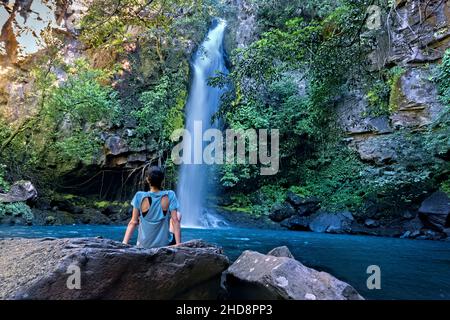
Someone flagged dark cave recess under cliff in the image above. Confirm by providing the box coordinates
[57,163,149,201]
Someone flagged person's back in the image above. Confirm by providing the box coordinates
[122,166,181,248]
[132,190,177,248]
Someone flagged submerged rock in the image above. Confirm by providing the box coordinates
[225,248,363,300]
[0,238,229,300]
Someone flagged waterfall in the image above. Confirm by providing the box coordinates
[177,19,228,228]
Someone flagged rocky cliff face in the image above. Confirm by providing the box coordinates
[336,0,449,212]
[339,0,449,135]
[223,0,259,56]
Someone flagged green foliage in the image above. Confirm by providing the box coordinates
[250,185,287,217]
[428,48,450,165]
[441,178,450,196]
[130,69,187,152]
[256,0,339,31]
[80,0,206,49]
[224,185,287,217]
[215,0,374,190]
[366,66,405,116]
[436,49,450,106]
[0,163,9,192]
[0,58,119,189]
[0,202,34,222]
[366,80,390,116]
[44,59,120,163]
[222,142,375,215]
[296,146,369,211]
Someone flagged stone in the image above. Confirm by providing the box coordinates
[444,228,450,238]
[364,219,380,228]
[400,231,411,239]
[286,191,303,207]
[280,216,310,231]
[401,210,415,220]
[77,209,111,225]
[269,202,296,222]
[45,216,56,225]
[354,137,397,165]
[418,191,450,231]
[31,209,76,226]
[101,205,122,216]
[267,246,294,259]
[401,216,424,234]
[284,192,320,216]
[105,135,129,156]
[0,238,229,300]
[390,67,445,129]
[225,250,363,300]
[50,198,83,214]
[0,216,28,226]
[388,0,450,65]
[232,0,258,49]
[0,181,37,203]
[296,197,321,216]
[336,89,393,135]
[309,211,354,234]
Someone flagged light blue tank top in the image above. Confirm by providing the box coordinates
[130,190,179,249]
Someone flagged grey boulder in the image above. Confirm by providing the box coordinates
[309,211,354,234]
[0,238,229,300]
[225,248,363,300]
[269,202,296,222]
[0,181,37,203]
[280,216,310,231]
[419,191,450,231]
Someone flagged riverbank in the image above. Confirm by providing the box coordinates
[1,185,449,242]
[263,190,450,241]
[1,201,449,242]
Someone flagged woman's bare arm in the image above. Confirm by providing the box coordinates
[122,207,139,244]
[170,210,182,245]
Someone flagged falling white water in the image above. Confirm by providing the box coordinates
[177,19,228,228]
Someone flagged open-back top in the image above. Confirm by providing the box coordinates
[131,190,179,249]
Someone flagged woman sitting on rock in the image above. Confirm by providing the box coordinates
[122,166,182,248]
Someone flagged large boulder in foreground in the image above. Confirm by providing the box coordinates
[0,238,229,300]
[419,191,450,232]
[0,181,37,203]
[225,247,363,300]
